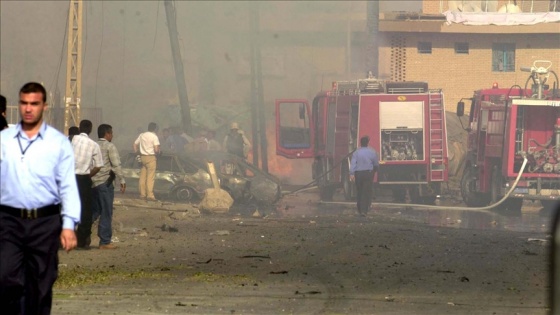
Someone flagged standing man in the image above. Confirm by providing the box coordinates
[350,136,379,216]
[72,119,103,249]
[223,122,251,159]
[133,122,160,201]
[0,82,81,314]
[92,124,126,250]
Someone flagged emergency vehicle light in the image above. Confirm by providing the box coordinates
[492,82,499,89]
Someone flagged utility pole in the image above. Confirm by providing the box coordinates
[366,1,379,77]
[255,2,268,173]
[249,3,268,172]
[164,0,192,134]
[249,3,259,166]
[64,0,83,133]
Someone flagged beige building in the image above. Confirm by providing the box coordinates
[378,0,560,111]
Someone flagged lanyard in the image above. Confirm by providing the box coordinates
[17,134,37,161]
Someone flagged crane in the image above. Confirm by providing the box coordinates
[64,0,83,133]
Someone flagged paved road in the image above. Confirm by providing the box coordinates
[53,195,551,314]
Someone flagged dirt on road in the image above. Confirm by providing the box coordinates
[52,192,552,315]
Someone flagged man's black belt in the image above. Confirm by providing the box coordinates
[0,204,60,219]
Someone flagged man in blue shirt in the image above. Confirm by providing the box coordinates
[350,135,379,216]
[0,82,81,314]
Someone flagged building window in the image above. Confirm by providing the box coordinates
[492,43,515,72]
[455,42,469,54]
[417,42,432,54]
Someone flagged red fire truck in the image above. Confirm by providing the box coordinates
[457,60,560,212]
[275,76,448,203]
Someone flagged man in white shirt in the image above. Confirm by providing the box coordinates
[72,119,103,249]
[133,122,160,201]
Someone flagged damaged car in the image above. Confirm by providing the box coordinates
[186,151,282,205]
[121,152,213,202]
[121,151,282,205]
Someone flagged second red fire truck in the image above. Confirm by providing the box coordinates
[457,60,560,212]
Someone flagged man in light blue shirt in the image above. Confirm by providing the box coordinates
[350,135,379,216]
[0,82,81,314]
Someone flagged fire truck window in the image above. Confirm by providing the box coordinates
[278,102,310,149]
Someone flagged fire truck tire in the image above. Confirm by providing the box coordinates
[319,185,335,201]
[341,163,356,201]
[409,186,421,204]
[490,166,503,206]
[460,166,489,207]
[490,166,522,213]
[542,200,560,213]
[392,188,406,203]
[503,198,523,213]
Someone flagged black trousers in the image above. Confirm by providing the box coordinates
[76,174,93,247]
[355,170,374,214]
[0,212,62,315]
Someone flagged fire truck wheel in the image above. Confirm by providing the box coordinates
[342,164,355,201]
[503,198,523,213]
[343,180,355,201]
[541,200,560,213]
[460,166,489,207]
[490,166,504,207]
[319,185,335,201]
[409,186,421,204]
[392,188,406,203]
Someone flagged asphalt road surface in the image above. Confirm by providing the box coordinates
[52,192,552,315]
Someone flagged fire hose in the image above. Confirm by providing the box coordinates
[319,157,528,213]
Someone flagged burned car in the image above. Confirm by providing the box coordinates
[121,151,282,205]
[121,152,213,202]
[185,151,282,205]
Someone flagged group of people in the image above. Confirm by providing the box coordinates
[158,122,248,156]
[132,121,252,201]
[71,119,126,251]
[0,82,125,314]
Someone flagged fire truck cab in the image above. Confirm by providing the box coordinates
[275,76,448,203]
[457,60,560,212]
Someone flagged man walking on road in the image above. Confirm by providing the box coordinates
[350,136,379,216]
[0,82,81,314]
[72,119,103,249]
[92,124,126,250]
[133,122,160,201]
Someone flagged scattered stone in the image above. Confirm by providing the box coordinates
[210,230,230,236]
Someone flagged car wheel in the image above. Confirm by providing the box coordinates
[174,186,196,202]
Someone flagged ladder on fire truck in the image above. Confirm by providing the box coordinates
[428,90,446,181]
